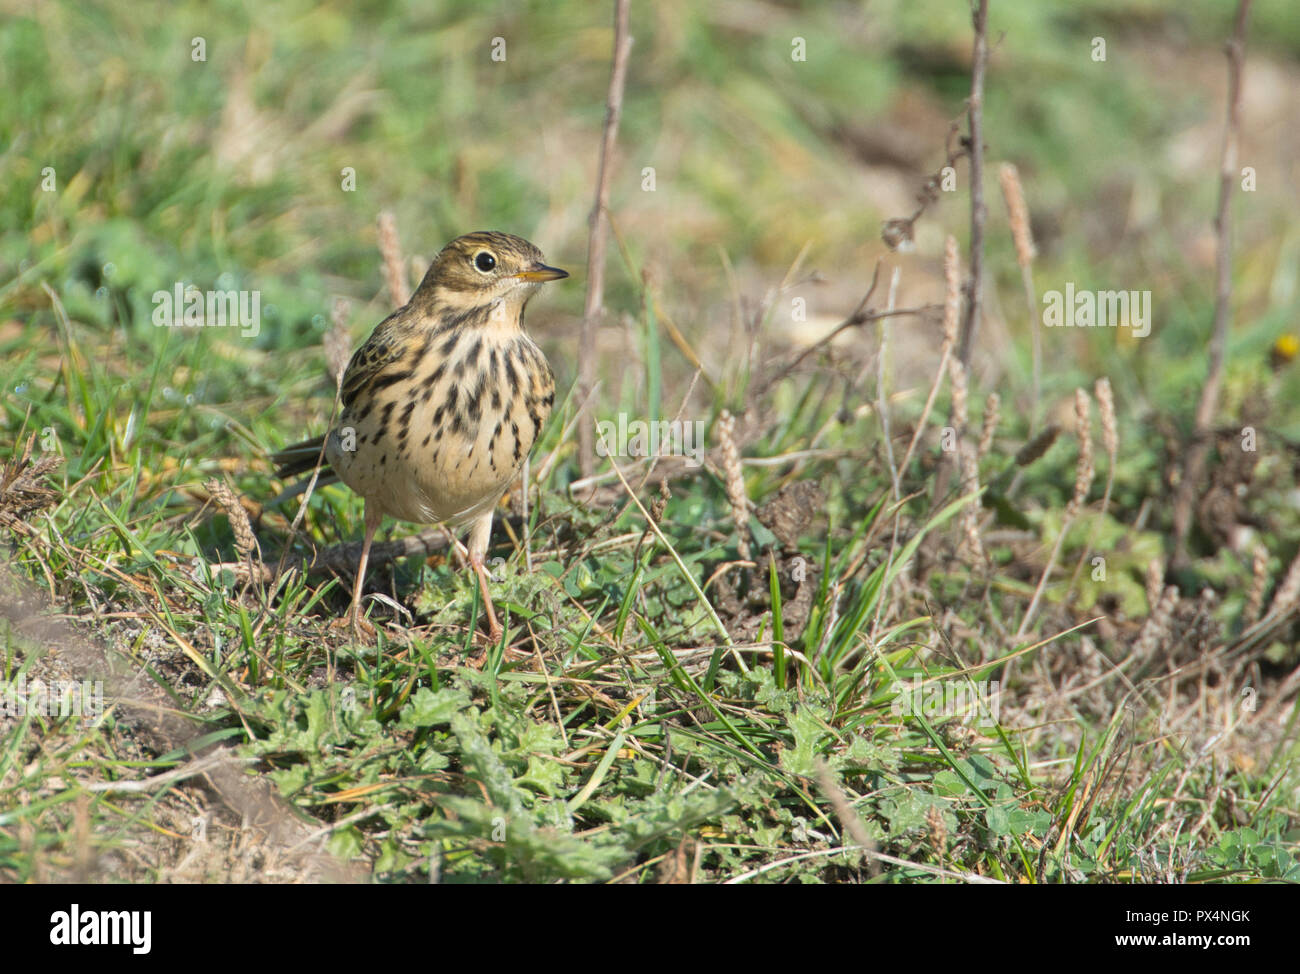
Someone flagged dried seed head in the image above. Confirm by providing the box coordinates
[959,442,985,562]
[926,803,948,853]
[650,478,671,523]
[959,443,980,498]
[1243,545,1268,627]
[948,356,969,433]
[1067,388,1094,518]
[716,410,751,562]
[207,478,258,564]
[324,297,353,387]
[1015,425,1060,467]
[942,235,960,349]
[998,162,1037,269]
[1094,377,1118,465]
[378,210,411,308]
[979,392,1000,462]
[1134,585,1179,660]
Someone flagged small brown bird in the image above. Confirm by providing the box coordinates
[274,231,567,639]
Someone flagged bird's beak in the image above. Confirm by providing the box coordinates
[514,263,569,283]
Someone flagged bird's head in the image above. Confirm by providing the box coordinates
[415,231,568,324]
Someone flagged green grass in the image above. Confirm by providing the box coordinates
[2,0,1299,883]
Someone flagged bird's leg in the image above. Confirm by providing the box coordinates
[465,511,502,642]
[346,502,382,639]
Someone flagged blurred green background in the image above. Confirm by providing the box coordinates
[3,0,1299,462]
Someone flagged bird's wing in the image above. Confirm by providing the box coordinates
[340,313,415,411]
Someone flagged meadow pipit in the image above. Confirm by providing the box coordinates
[273,231,567,639]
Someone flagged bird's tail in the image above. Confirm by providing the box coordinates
[268,435,339,504]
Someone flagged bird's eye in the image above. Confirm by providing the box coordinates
[474,252,496,273]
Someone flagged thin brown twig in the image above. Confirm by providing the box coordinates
[958,0,989,369]
[881,119,970,251]
[930,1,989,507]
[763,260,880,390]
[578,0,633,480]
[814,758,881,879]
[1172,0,1252,565]
[774,304,938,384]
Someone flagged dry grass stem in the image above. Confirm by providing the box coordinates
[577,0,633,479]
[957,0,989,368]
[814,758,881,878]
[0,435,63,537]
[1172,0,1252,563]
